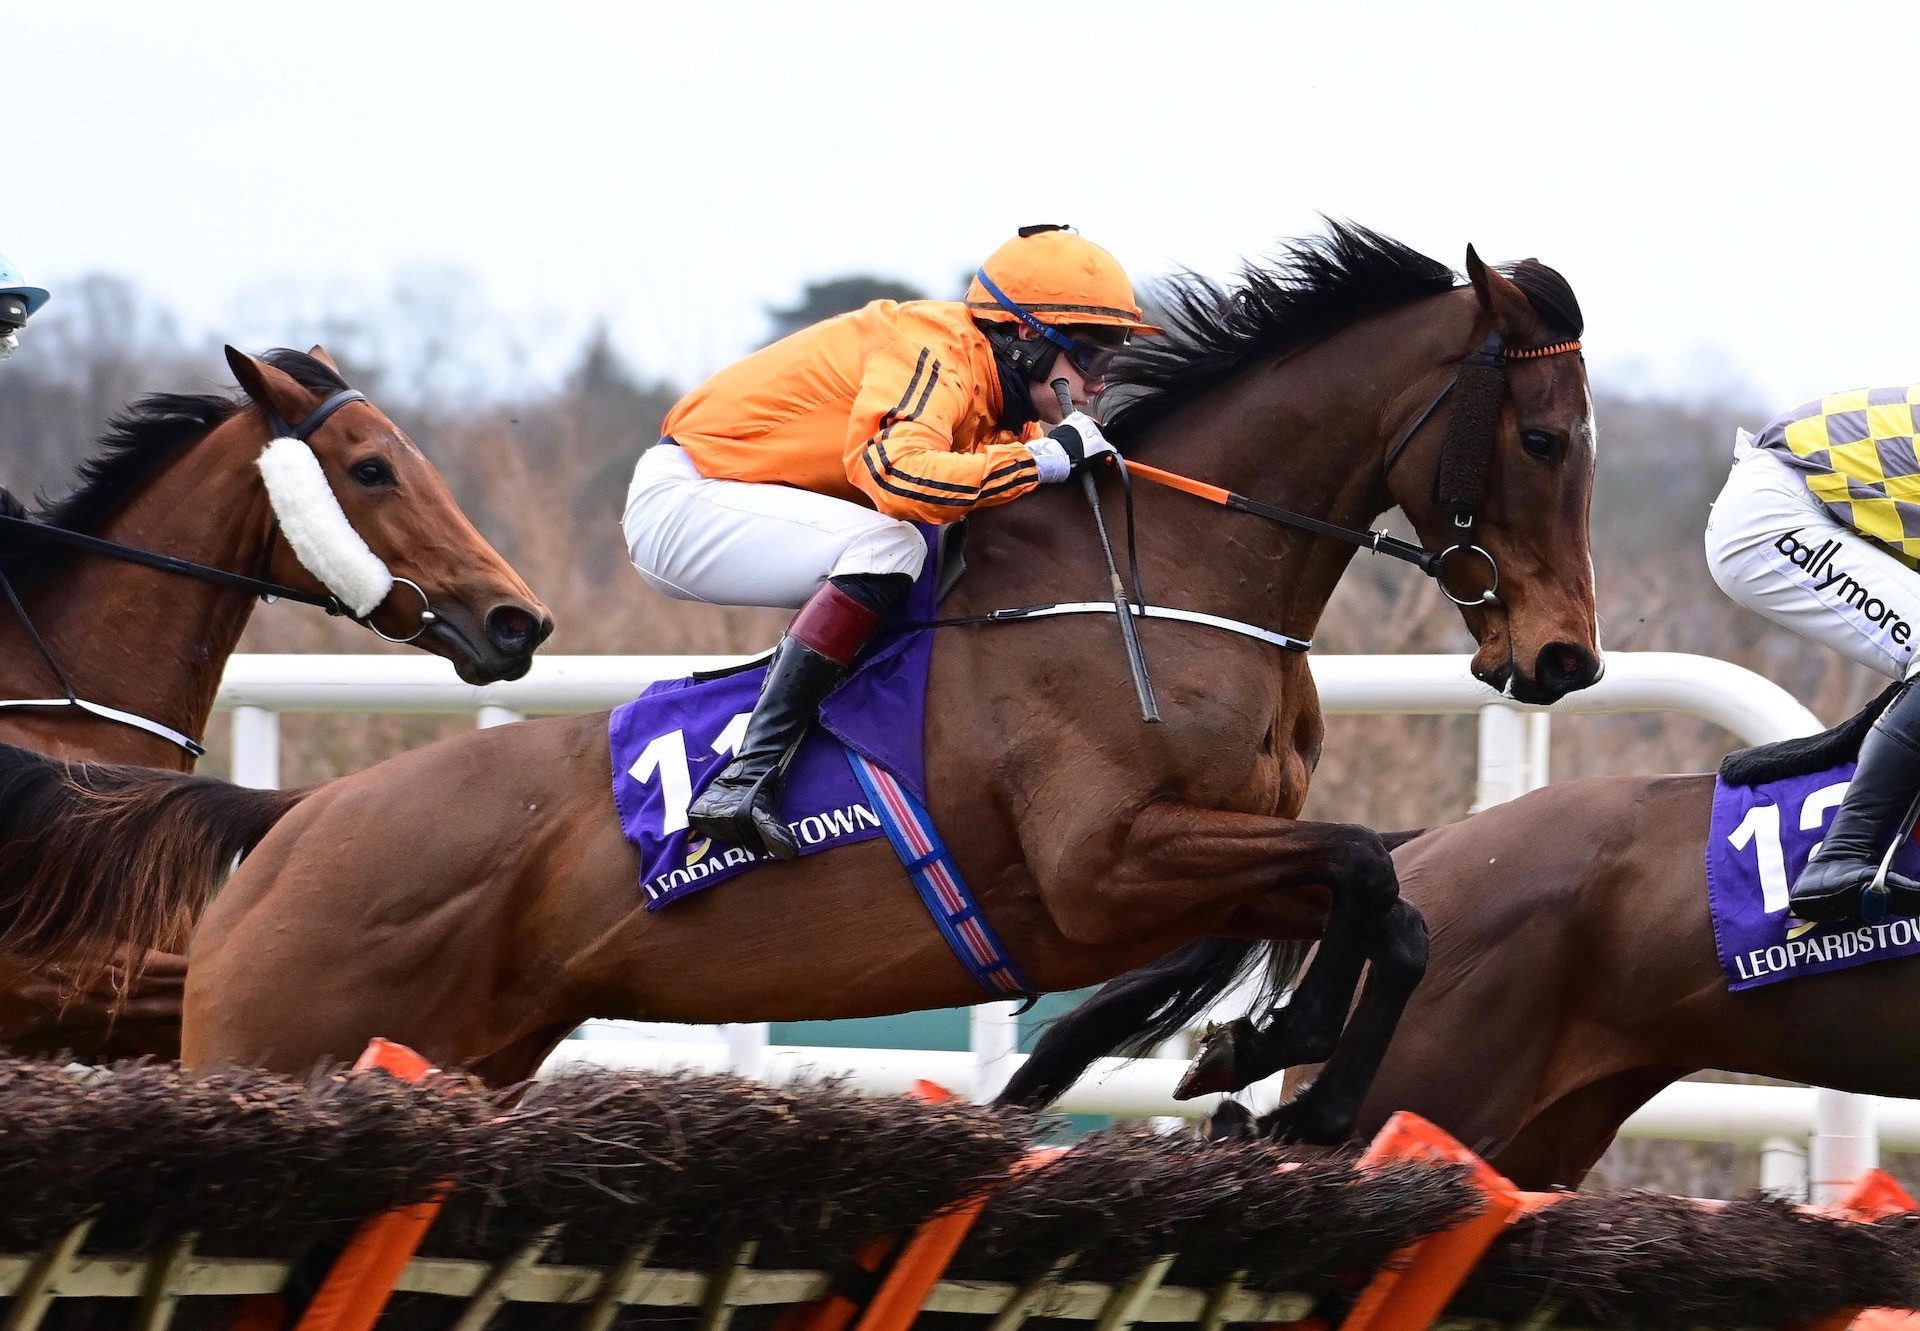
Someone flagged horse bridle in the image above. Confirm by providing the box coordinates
[1099,327,1584,611]
[1378,329,1584,606]
[0,388,439,757]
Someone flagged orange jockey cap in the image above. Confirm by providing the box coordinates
[965,225,1162,336]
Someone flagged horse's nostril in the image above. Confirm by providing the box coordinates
[486,606,538,654]
[1537,642,1597,691]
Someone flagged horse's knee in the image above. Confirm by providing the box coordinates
[1334,828,1399,915]
[1375,900,1429,987]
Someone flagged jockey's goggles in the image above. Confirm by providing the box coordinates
[1059,326,1128,379]
[973,265,1133,382]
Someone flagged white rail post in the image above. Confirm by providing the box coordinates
[230,705,280,789]
[970,1001,1021,1103]
[1526,709,1551,790]
[724,1023,769,1082]
[477,706,523,729]
[1760,1134,1809,1201]
[1811,1088,1878,1203]
[1473,704,1550,812]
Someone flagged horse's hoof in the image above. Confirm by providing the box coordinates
[1257,1089,1353,1146]
[1207,1100,1255,1141]
[1175,1016,1254,1099]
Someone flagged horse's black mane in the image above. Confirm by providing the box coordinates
[0,350,349,592]
[1102,221,1581,443]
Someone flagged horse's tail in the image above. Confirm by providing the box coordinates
[996,938,1313,1111]
[0,743,305,986]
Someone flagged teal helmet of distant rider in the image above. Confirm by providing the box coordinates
[0,250,50,362]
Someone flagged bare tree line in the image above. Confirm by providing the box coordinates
[0,271,1885,806]
[1,271,1895,1193]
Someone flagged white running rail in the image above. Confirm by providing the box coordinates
[214,650,1856,1200]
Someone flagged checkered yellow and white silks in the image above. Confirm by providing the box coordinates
[1754,387,1920,568]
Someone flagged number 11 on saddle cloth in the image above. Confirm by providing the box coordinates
[608,535,1032,997]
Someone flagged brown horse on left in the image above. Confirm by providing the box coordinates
[0,345,551,1056]
[3,228,1600,1135]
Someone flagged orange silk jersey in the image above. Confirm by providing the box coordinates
[662,300,1047,525]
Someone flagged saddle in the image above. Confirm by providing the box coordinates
[1719,681,1901,789]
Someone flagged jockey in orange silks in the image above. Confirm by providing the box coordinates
[624,225,1159,859]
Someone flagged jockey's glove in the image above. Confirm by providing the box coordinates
[1029,412,1117,483]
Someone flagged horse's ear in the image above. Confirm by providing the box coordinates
[225,346,314,430]
[1464,244,1535,341]
[307,344,342,374]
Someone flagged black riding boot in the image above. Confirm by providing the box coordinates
[1790,679,1920,922]
[686,573,908,860]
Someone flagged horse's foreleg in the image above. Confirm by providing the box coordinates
[1086,803,1398,1095]
[1178,850,1404,1098]
[1256,898,1430,1144]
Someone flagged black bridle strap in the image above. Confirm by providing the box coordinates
[0,387,377,615]
[1121,330,1586,580]
[266,387,367,448]
[1383,332,1506,484]
[0,512,345,612]
[1217,487,1443,573]
[1382,376,1463,477]
[1118,458,1444,574]
[0,385,385,758]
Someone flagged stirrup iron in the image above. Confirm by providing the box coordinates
[1862,788,1920,923]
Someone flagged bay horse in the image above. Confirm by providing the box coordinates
[1337,726,1920,1189]
[9,227,1601,1125]
[1007,693,1920,1187]
[0,345,552,1056]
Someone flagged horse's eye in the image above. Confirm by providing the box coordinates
[1521,430,1565,464]
[350,458,395,487]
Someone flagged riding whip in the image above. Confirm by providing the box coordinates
[1053,379,1160,723]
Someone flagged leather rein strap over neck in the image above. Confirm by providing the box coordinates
[917,327,1583,659]
[1115,328,1582,611]
[0,387,405,758]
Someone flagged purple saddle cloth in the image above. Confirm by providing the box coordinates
[609,559,939,909]
[1707,760,1920,989]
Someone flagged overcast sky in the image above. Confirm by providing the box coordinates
[5,1,1915,408]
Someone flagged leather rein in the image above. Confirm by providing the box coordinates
[1124,329,1583,610]
[914,329,1583,659]
[0,388,436,758]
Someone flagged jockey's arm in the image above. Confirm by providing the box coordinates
[844,332,1043,524]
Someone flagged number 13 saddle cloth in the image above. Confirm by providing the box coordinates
[1710,749,1920,991]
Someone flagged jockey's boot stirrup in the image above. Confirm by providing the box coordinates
[687,574,909,860]
[1790,678,1920,923]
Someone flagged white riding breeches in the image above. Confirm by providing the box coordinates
[623,443,928,609]
[1705,435,1920,681]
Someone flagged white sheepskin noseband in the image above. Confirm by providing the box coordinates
[257,437,395,618]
